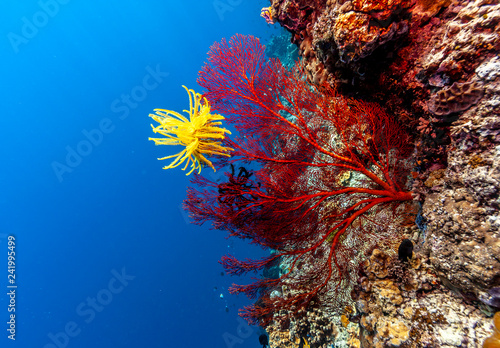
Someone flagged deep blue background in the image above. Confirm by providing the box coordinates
[0,1,280,347]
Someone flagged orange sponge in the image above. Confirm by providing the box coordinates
[483,312,500,348]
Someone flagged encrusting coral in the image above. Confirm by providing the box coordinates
[428,80,484,116]
[148,85,233,175]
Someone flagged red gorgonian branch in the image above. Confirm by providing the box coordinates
[183,34,415,325]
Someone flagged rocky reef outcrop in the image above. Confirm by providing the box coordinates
[263,0,500,346]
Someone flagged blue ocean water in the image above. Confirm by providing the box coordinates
[0,1,280,347]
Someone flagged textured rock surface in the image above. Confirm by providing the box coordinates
[355,249,493,347]
[421,65,500,304]
[265,248,494,347]
[269,0,499,119]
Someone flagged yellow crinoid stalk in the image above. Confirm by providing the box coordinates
[149,86,233,175]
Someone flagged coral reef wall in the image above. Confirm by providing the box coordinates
[266,0,500,346]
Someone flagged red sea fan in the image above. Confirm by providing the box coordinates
[184,34,414,325]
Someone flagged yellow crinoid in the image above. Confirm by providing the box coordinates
[149,86,233,175]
